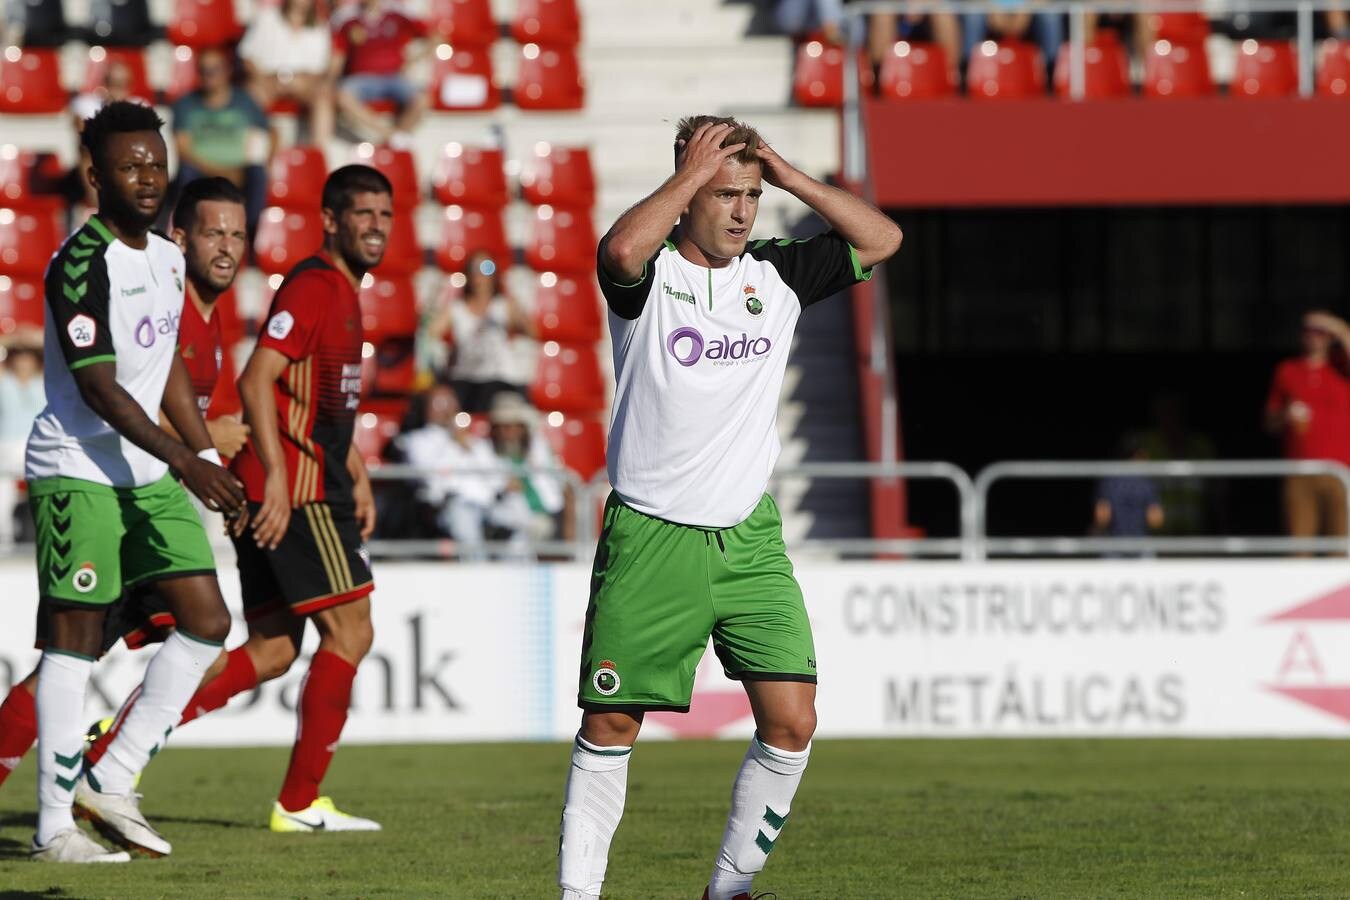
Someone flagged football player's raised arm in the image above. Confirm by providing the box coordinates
[601,122,747,282]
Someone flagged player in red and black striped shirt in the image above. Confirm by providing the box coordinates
[168,165,390,833]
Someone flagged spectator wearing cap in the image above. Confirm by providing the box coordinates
[484,392,567,559]
[1265,310,1350,549]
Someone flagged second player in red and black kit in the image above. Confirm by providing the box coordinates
[152,165,391,832]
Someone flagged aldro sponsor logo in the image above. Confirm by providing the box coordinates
[665,326,772,368]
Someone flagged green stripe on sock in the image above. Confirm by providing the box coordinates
[177,628,224,648]
[54,749,82,770]
[575,738,631,757]
[46,648,96,662]
[55,773,79,792]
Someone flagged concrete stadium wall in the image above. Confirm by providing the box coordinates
[0,559,1347,744]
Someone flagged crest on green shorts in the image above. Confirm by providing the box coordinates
[592,661,621,696]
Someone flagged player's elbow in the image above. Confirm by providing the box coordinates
[878,222,903,260]
[599,236,645,284]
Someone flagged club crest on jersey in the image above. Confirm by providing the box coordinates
[593,661,621,696]
[745,296,763,317]
[72,563,97,594]
[67,315,96,349]
[268,311,295,340]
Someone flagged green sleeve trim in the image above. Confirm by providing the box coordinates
[848,243,874,283]
[68,354,116,371]
[84,215,116,244]
[176,629,225,648]
[45,648,97,663]
[607,258,648,289]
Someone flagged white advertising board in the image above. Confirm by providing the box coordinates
[1,559,1349,743]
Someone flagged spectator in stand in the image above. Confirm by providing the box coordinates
[170,48,274,237]
[0,345,45,550]
[239,0,335,145]
[867,11,963,86]
[963,0,1062,83]
[70,59,143,125]
[330,0,431,148]
[1092,433,1164,556]
[1140,393,1217,535]
[395,382,500,553]
[775,0,845,44]
[483,392,568,558]
[429,251,535,414]
[1265,310,1350,549]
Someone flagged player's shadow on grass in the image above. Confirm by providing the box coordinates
[0,812,37,861]
[0,891,74,899]
[149,813,249,829]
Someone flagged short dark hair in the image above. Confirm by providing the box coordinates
[172,177,246,233]
[81,100,165,173]
[322,164,393,216]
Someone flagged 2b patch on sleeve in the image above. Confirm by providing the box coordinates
[67,314,97,349]
[267,311,295,340]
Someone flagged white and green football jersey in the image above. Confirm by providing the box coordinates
[26,215,187,487]
[598,232,871,528]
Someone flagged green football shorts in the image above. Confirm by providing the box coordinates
[30,474,216,607]
[577,492,817,712]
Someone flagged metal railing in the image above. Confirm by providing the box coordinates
[840,0,1343,181]
[973,458,1350,558]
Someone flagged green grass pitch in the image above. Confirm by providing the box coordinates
[2,739,1350,898]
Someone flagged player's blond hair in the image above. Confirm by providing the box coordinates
[673,115,763,169]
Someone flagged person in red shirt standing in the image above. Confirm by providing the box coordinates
[330,0,430,147]
[1265,310,1350,545]
[156,165,390,832]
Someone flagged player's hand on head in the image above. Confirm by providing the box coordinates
[754,142,798,189]
[252,471,291,550]
[206,415,251,460]
[676,122,747,186]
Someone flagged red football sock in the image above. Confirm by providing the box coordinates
[277,650,356,813]
[0,683,37,787]
[179,646,259,726]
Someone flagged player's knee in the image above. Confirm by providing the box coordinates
[188,607,231,645]
[759,709,816,752]
[579,710,642,747]
[342,618,374,661]
[250,640,300,681]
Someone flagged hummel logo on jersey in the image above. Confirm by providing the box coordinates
[662,283,695,305]
[120,285,147,297]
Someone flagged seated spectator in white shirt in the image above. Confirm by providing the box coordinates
[239,0,335,145]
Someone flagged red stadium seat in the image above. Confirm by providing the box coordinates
[541,414,605,481]
[353,399,409,464]
[530,342,605,414]
[533,272,601,343]
[525,206,596,274]
[359,274,418,340]
[436,205,510,272]
[1053,35,1131,98]
[353,145,419,210]
[254,207,324,276]
[431,44,500,110]
[432,143,508,207]
[0,147,66,211]
[365,334,416,396]
[1232,38,1297,97]
[265,145,327,209]
[1148,13,1210,44]
[0,47,67,114]
[793,39,845,107]
[878,41,955,99]
[0,208,62,277]
[1318,39,1350,96]
[1144,39,1213,97]
[515,44,584,110]
[165,45,198,103]
[967,39,1046,99]
[0,275,44,335]
[429,0,498,46]
[371,212,423,277]
[166,0,242,48]
[519,144,594,208]
[82,47,153,104]
[511,0,581,46]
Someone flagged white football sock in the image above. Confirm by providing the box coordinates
[558,734,632,899]
[35,650,94,845]
[707,734,811,900]
[89,630,221,795]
